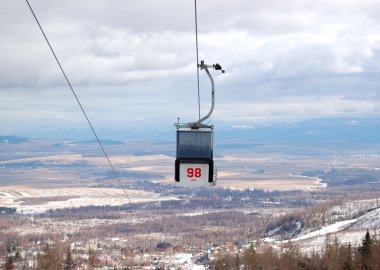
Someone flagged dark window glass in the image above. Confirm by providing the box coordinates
[177,131,213,158]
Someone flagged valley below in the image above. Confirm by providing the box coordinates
[1,137,380,269]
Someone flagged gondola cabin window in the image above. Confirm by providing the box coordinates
[176,129,213,159]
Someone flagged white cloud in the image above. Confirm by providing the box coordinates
[1,0,380,133]
[215,96,380,123]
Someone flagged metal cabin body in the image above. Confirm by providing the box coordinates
[175,124,216,187]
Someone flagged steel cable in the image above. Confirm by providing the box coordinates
[194,0,201,120]
[25,0,132,204]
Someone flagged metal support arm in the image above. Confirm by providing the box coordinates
[176,60,224,129]
[195,61,224,126]
[196,66,214,125]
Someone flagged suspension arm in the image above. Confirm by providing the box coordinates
[195,61,224,126]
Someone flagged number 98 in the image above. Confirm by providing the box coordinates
[187,167,202,178]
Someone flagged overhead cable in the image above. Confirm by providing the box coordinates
[194,0,201,120]
[25,0,132,204]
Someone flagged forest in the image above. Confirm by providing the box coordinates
[211,231,380,270]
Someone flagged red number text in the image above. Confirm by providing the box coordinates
[187,167,202,178]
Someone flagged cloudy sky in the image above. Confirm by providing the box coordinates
[1,0,380,135]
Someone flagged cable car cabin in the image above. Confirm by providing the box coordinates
[175,126,216,187]
[174,60,223,186]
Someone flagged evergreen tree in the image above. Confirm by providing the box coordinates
[358,230,373,270]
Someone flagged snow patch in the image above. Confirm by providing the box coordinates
[292,219,358,242]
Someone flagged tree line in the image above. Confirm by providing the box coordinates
[211,230,380,270]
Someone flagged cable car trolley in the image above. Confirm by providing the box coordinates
[175,61,224,187]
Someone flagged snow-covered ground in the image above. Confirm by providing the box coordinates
[0,187,179,214]
[292,200,380,254]
[297,229,373,255]
[261,198,380,254]
[292,219,358,242]
[351,207,380,229]
[291,174,327,190]
[159,253,207,270]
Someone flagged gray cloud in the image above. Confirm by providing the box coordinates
[1,0,380,133]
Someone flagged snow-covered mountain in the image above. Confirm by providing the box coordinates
[263,198,380,254]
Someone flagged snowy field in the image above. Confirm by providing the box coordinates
[293,202,380,254]
[0,186,179,214]
[260,199,380,254]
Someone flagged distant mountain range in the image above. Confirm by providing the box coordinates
[1,117,379,144]
[0,135,29,144]
[217,117,380,143]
